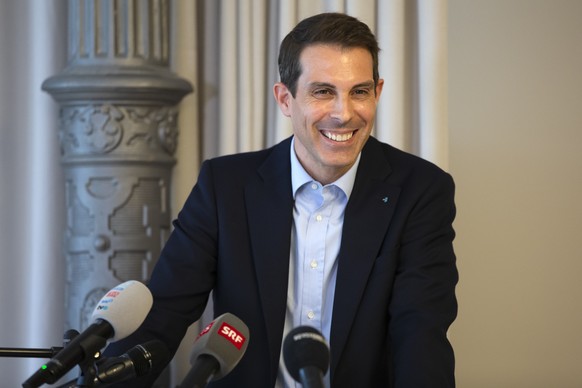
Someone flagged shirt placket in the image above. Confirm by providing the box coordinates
[299,184,336,331]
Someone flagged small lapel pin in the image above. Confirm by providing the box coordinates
[382,196,389,203]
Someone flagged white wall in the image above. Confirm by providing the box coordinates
[448,0,582,386]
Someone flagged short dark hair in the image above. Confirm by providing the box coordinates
[278,12,380,97]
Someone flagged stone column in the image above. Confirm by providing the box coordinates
[42,0,193,333]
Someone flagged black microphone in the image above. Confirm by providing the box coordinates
[283,326,330,388]
[93,339,169,385]
[62,329,80,347]
[178,313,250,388]
[22,280,153,388]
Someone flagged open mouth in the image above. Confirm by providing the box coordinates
[322,130,355,142]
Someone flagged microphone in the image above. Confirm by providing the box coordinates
[283,326,330,388]
[22,280,153,388]
[93,339,169,385]
[62,329,80,347]
[178,313,250,388]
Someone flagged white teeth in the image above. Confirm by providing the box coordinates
[323,131,353,142]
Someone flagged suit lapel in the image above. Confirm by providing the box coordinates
[330,138,401,375]
[244,138,294,377]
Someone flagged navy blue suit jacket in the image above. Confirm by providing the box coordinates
[107,136,458,387]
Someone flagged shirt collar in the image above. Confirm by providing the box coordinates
[290,136,360,199]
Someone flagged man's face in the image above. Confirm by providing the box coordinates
[274,44,383,184]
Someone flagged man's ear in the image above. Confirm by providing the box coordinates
[375,78,385,102]
[273,82,292,117]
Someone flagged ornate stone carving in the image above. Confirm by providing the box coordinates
[125,106,179,154]
[43,0,192,341]
[60,105,124,155]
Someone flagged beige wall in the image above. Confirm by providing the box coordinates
[448,0,582,386]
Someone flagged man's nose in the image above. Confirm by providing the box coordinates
[330,94,354,123]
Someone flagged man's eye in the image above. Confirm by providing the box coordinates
[353,89,370,96]
[313,89,332,95]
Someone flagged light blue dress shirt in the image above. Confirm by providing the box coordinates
[277,138,360,388]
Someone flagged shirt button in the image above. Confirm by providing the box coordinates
[311,183,318,190]
[316,214,323,222]
[310,260,318,269]
[307,311,315,319]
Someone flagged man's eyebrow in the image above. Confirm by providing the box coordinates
[307,81,375,90]
[352,81,375,89]
[307,82,336,90]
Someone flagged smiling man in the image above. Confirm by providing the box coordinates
[274,43,383,185]
[105,12,458,388]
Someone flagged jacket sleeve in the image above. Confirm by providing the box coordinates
[389,171,458,387]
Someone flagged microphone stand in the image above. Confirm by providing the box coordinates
[0,346,64,359]
[0,329,81,359]
[0,329,98,388]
